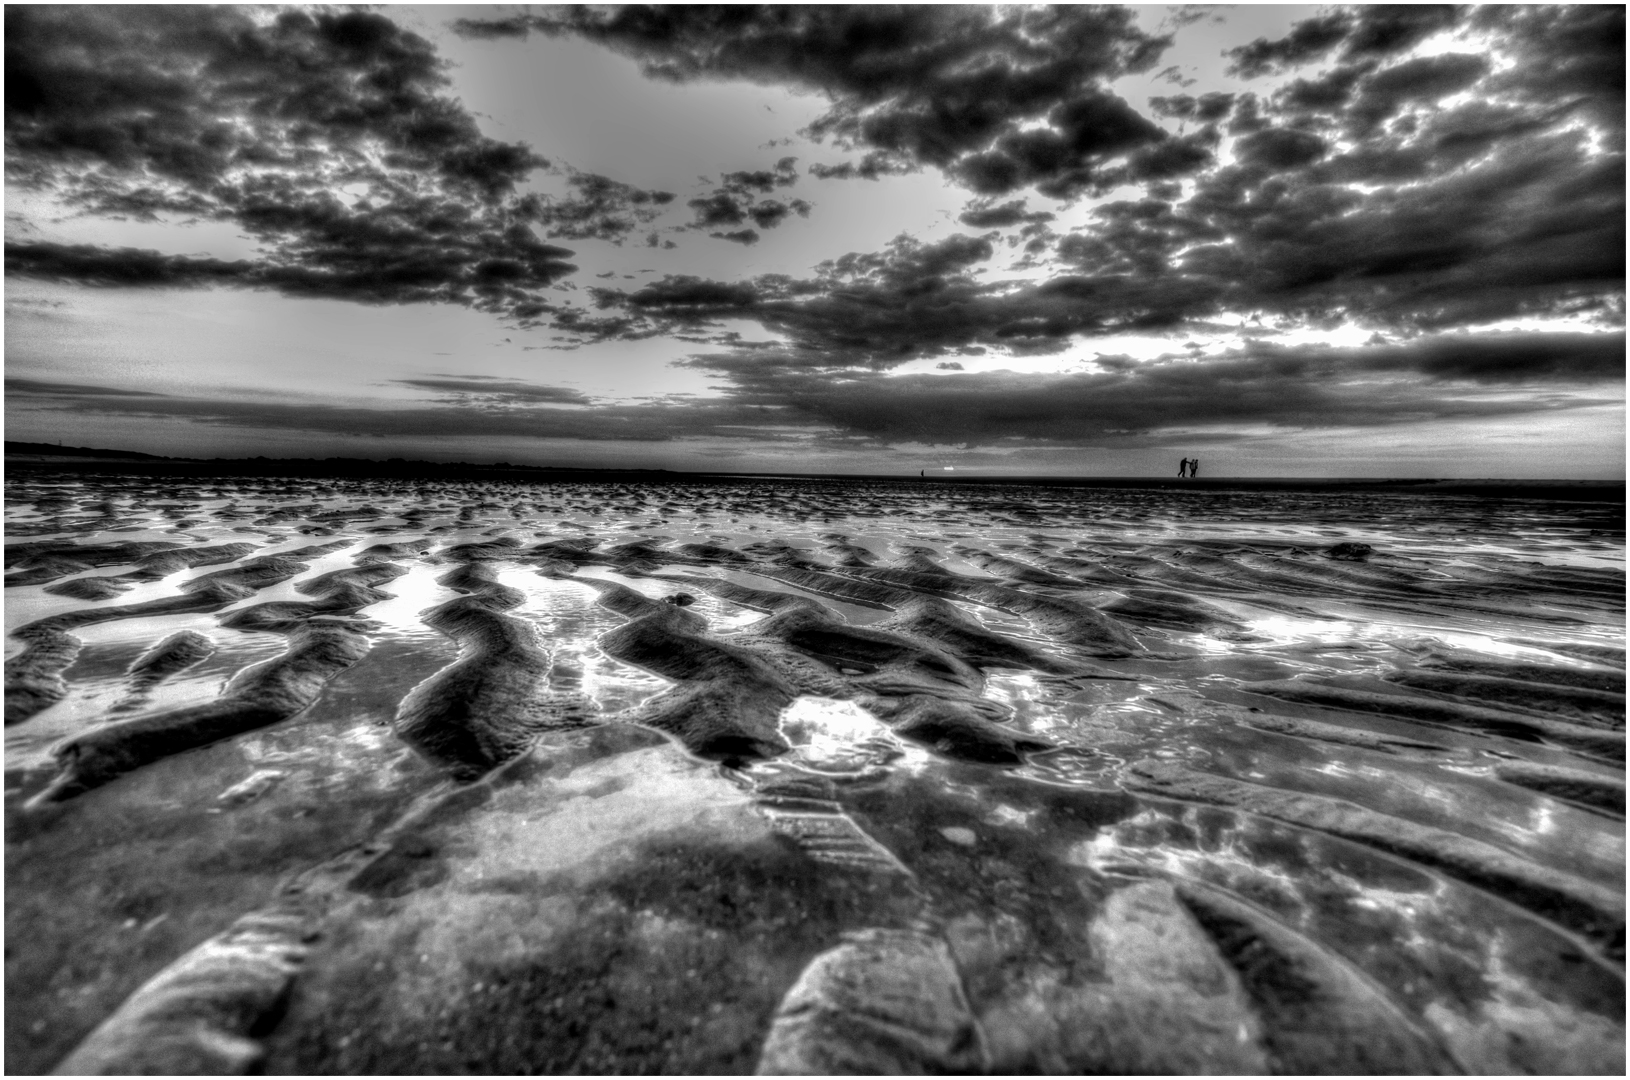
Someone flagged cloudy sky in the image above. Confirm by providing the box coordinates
[5,4,1624,477]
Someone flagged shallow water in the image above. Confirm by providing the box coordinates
[5,472,1624,1073]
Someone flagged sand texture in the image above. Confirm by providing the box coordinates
[5,472,1624,1074]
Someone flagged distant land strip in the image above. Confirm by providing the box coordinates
[3,442,1623,503]
[7,442,170,461]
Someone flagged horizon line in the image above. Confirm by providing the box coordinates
[4,441,1623,490]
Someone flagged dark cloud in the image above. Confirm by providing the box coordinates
[822,232,995,286]
[9,3,1622,391]
[1234,128,1327,171]
[753,368,1534,445]
[1341,53,1490,137]
[594,140,1615,364]
[9,376,808,445]
[7,233,573,315]
[7,243,254,289]
[720,157,799,194]
[446,15,534,41]
[1149,92,1235,123]
[1342,6,1462,60]
[526,171,675,243]
[671,330,1622,447]
[6,7,539,195]
[465,5,1173,199]
[394,378,593,406]
[7,223,578,311]
[594,87,1621,363]
[1224,13,1354,79]
[1471,5,1625,144]
[1336,330,1626,383]
[601,231,1223,365]
[752,200,811,229]
[958,199,1055,229]
[6,377,167,398]
[1123,128,1221,183]
[807,153,918,181]
[1033,14,1623,338]
[15,331,1619,451]
[687,157,810,234]
[559,0,1621,362]
[1274,62,1375,115]
[1225,7,1461,79]
[621,277,763,312]
[945,89,1171,197]
[688,192,750,229]
[3,6,601,317]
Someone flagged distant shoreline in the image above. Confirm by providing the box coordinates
[4,442,1622,503]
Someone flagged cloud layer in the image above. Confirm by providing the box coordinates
[551,1,1625,424]
[3,7,679,316]
[5,5,1624,469]
[12,330,1620,453]
[457,6,1180,199]
[12,5,1621,348]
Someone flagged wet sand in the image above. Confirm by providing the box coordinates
[5,469,1624,1073]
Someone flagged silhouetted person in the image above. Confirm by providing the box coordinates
[1190,458,1200,477]
[1178,457,1190,477]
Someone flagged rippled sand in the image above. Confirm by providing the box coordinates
[5,472,1624,1073]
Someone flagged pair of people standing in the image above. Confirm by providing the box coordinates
[1178,457,1200,478]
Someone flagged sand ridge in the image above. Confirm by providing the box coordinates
[3,472,1624,1074]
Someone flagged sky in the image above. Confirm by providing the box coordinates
[4,3,1624,478]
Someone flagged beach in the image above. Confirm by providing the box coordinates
[5,468,1624,1073]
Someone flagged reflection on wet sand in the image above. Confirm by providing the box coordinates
[5,473,1624,1074]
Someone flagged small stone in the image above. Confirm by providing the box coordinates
[217,769,285,807]
[757,928,986,1074]
[940,826,977,846]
